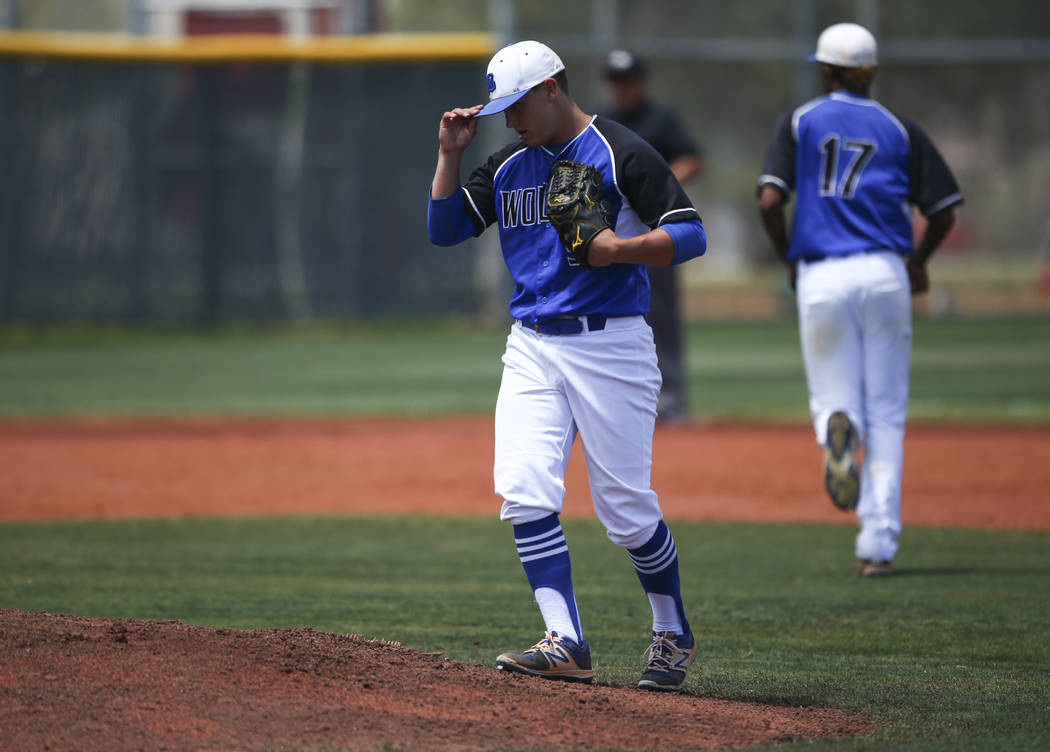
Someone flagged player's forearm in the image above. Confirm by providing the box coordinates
[911,209,955,265]
[759,210,790,265]
[602,229,673,266]
[431,149,465,199]
[591,219,705,267]
[670,154,703,185]
[757,188,791,265]
[583,228,668,267]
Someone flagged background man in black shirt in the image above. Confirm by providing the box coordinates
[601,50,704,423]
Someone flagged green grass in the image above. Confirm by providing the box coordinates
[1,315,1048,749]
[0,323,505,417]
[684,314,1050,421]
[0,314,1048,421]
[1,515,1048,751]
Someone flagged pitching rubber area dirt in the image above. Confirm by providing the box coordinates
[2,417,1048,751]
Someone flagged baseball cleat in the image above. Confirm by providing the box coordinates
[824,411,860,511]
[637,630,698,691]
[855,559,893,577]
[496,631,594,683]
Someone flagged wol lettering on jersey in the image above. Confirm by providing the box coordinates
[500,185,549,228]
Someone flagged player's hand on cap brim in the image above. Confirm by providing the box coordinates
[447,105,484,120]
[438,105,484,152]
[439,105,484,128]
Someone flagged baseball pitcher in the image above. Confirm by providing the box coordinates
[428,40,707,689]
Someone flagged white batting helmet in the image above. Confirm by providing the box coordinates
[811,23,878,68]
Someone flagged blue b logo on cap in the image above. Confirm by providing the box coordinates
[486,73,496,93]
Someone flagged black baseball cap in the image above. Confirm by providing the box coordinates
[605,49,646,80]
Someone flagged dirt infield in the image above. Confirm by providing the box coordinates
[2,417,1048,751]
[2,417,1047,528]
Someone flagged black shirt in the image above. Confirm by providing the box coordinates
[601,101,700,165]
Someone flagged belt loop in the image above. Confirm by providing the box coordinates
[586,315,607,332]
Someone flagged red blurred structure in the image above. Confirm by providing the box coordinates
[143,1,378,37]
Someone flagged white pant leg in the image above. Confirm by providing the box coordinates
[855,252,912,561]
[495,318,664,548]
[549,318,663,549]
[796,259,865,445]
[494,326,577,524]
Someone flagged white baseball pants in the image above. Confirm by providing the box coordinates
[494,316,663,549]
[796,251,912,562]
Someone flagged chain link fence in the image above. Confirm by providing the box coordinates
[2,0,1049,322]
[0,40,487,323]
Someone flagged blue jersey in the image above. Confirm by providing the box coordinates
[758,91,962,262]
[429,115,703,322]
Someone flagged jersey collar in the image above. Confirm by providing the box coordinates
[540,115,597,160]
[829,90,871,103]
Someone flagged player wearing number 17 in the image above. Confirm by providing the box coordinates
[428,40,707,690]
[757,23,963,577]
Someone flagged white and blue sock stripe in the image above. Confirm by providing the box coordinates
[628,520,690,636]
[514,525,569,563]
[627,527,677,574]
[513,513,582,644]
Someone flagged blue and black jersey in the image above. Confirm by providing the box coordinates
[429,115,704,322]
[758,91,962,263]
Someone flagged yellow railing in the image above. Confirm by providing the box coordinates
[0,31,495,63]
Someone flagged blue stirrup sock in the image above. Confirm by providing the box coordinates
[628,520,691,636]
[513,513,583,644]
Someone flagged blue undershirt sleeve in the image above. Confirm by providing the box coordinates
[662,218,707,265]
[427,188,477,247]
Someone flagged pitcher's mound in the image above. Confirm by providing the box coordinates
[2,609,873,751]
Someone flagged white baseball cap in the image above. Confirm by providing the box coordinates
[474,40,565,118]
[811,23,878,68]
